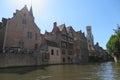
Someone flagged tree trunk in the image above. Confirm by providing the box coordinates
[113,55,118,63]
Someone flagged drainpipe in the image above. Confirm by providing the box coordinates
[2,20,9,53]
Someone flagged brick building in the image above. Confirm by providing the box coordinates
[0,5,41,53]
[74,31,89,63]
[42,22,89,64]
[0,18,8,52]
[40,39,61,64]
[50,22,74,63]
[0,5,89,65]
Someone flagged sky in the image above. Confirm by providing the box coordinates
[0,0,120,49]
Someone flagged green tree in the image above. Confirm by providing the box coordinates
[106,27,120,62]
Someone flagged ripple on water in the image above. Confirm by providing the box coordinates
[41,76,53,79]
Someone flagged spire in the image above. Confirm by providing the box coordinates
[29,0,33,16]
[30,6,33,16]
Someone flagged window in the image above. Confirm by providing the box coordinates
[68,38,73,42]
[35,33,38,40]
[68,51,73,55]
[88,40,90,43]
[35,44,38,50]
[28,32,32,39]
[51,49,54,55]
[63,58,65,62]
[18,41,24,48]
[62,35,66,40]
[68,43,73,49]
[22,19,26,25]
[62,49,65,55]
[61,42,67,48]
[23,13,26,16]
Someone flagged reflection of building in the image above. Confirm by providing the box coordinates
[0,5,41,53]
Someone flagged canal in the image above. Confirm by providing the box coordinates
[0,62,120,80]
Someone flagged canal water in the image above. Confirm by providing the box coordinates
[0,62,120,80]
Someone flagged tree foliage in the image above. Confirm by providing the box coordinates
[106,27,120,56]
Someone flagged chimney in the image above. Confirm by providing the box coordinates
[53,22,57,27]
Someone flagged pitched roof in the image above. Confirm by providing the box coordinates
[66,26,76,33]
[40,34,45,40]
[52,25,60,33]
[21,5,29,12]
[57,24,65,31]
[66,26,73,33]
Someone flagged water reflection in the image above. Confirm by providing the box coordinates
[0,62,120,80]
[0,66,45,75]
[96,62,120,80]
[97,62,114,80]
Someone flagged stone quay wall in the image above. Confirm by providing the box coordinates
[0,53,40,68]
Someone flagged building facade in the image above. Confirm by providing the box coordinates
[51,23,74,63]
[0,5,41,53]
[0,18,7,52]
[74,31,89,63]
[0,5,90,66]
[43,22,89,64]
[40,39,61,64]
[86,26,108,62]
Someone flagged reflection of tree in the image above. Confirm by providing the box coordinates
[111,62,120,79]
[97,62,120,80]
[97,62,115,80]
